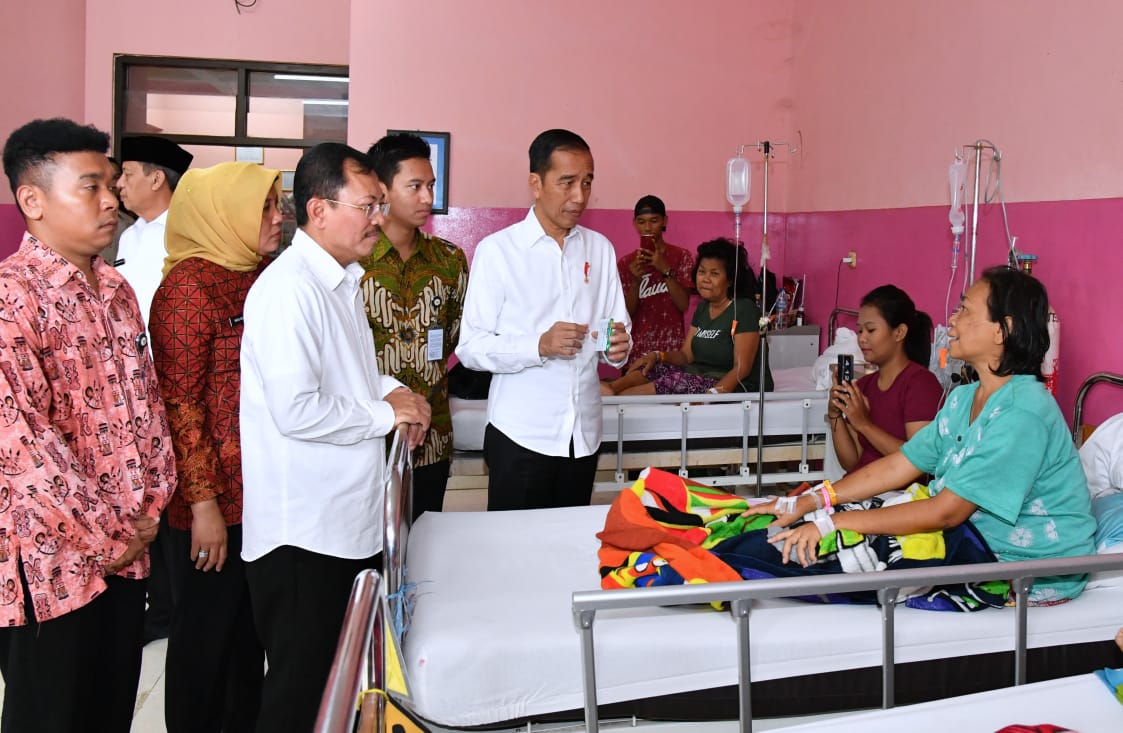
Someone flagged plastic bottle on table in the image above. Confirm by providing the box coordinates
[774,290,789,329]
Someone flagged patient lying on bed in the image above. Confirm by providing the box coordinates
[602,238,773,396]
[745,268,1095,603]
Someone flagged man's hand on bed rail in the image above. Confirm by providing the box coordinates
[386,387,432,449]
[539,321,589,358]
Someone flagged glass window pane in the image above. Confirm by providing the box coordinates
[247,71,348,141]
[124,66,238,136]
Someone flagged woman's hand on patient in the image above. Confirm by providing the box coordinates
[769,522,823,567]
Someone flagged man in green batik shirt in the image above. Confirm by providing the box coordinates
[359,133,469,519]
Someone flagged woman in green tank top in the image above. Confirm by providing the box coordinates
[603,238,772,396]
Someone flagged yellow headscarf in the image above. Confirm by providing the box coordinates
[163,161,282,278]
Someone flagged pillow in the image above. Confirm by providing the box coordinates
[1092,493,1123,553]
[811,327,866,390]
[1079,413,1123,502]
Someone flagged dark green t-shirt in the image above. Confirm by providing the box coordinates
[686,297,773,391]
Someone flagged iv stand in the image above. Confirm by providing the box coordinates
[732,139,798,495]
[962,140,999,286]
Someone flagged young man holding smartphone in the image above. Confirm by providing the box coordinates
[616,195,694,371]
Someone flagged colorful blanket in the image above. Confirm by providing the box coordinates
[597,469,1008,611]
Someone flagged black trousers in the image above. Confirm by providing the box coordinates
[0,573,146,733]
[165,524,263,733]
[483,424,598,511]
[411,459,450,521]
[145,510,186,641]
[245,546,381,733]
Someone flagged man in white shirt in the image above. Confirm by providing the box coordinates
[239,142,431,733]
[456,129,631,511]
[114,134,193,645]
[115,135,192,329]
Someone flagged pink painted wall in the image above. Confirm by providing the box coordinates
[790,198,1123,427]
[789,0,1123,212]
[0,0,87,206]
[83,0,352,134]
[348,0,797,213]
[785,0,1123,425]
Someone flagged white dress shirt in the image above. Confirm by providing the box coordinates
[455,208,630,457]
[240,229,404,562]
[115,209,168,335]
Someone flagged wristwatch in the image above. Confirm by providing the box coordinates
[662,268,673,279]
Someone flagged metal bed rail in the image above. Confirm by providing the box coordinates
[828,307,860,345]
[316,427,413,733]
[572,552,1123,733]
[1071,371,1123,445]
[315,569,384,733]
[599,391,827,493]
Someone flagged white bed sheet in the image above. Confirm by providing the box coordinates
[779,672,1123,732]
[403,505,1123,728]
[450,366,824,452]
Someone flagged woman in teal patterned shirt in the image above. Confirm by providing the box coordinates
[750,266,1094,602]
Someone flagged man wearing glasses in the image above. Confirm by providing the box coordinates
[359,133,469,521]
[239,142,431,733]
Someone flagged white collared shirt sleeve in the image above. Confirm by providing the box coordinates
[246,275,397,443]
[240,230,405,562]
[456,233,547,374]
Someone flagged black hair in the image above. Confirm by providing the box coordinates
[860,284,933,366]
[528,129,590,177]
[979,265,1050,380]
[693,238,755,300]
[367,133,431,188]
[293,142,371,228]
[3,118,110,209]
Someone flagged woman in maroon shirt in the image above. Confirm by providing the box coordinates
[149,161,282,733]
[829,285,943,480]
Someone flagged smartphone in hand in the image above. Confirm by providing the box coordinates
[837,353,854,384]
[639,235,656,252]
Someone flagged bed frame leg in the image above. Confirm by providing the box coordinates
[576,609,600,733]
[730,598,754,733]
[1013,576,1031,686]
[877,587,898,709]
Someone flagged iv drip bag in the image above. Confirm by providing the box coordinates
[948,156,966,235]
[726,156,750,210]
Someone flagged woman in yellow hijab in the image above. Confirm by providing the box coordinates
[148,161,281,733]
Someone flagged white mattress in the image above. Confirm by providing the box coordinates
[450,366,824,452]
[403,504,1123,727]
[780,672,1123,732]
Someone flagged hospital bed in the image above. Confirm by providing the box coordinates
[447,366,829,507]
[318,372,1123,733]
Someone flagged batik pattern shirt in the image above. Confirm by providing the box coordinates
[0,233,175,625]
[359,231,468,467]
[150,258,265,531]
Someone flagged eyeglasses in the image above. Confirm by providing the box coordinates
[323,198,390,219]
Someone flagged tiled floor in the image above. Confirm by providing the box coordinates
[0,638,168,732]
